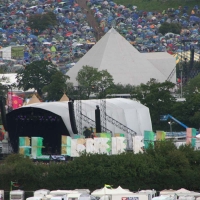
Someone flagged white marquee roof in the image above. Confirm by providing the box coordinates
[67,28,176,86]
[22,98,152,141]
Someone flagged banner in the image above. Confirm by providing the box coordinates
[7,92,23,110]
[12,95,23,109]
[31,137,43,159]
[19,137,31,156]
[156,131,166,141]
[132,136,143,153]
[186,128,196,147]
[144,131,155,149]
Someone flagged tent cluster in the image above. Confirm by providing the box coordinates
[0,0,97,73]
[88,0,200,54]
[0,0,200,75]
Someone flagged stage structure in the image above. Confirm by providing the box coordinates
[6,101,78,154]
[6,98,152,154]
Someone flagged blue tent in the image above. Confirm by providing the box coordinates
[190,16,200,22]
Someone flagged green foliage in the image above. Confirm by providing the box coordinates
[76,66,114,99]
[113,0,199,12]
[184,73,200,96]
[107,84,135,95]
[42,71,70,101]
[159,22,181,35]
[132,79,176,131]
[28,12,57,32]
[16,60,58,97]
[1,142,200,192]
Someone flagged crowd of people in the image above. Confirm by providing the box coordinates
[0,0,200,73]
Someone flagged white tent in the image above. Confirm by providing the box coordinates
[160,189,176,195]
[91,186,133,197]
[112,186,133,194]
[91,187,113,197]
[175,188,200,197]
[152,195,173,200]
[67,28,176,86]
[160,188,200,197]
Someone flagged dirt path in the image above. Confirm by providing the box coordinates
[76,0,104,41]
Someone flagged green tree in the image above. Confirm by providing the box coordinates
[42,71,70,101]
[184,73,200,96]
[132,79,176,131]
[107,83,135,96]
[159,22,181,35]
[76,66,114,99]
[16,60,58,97]
[28,12,57,33]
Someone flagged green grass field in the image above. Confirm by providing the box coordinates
[113,0,200,12]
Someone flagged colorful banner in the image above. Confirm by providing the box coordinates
[156,131,166,141]
[186,128,196,147]
[31,137,43,159]
[19,137,31,156]
[7,92,23,110]
[144,130,155,149]
[12,95,23,109]
[62,134,126,157]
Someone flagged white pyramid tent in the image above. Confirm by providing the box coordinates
[67,28,176,86]
[112,186,133,194]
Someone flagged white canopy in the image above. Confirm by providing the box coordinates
[91,186,133,197]
[160,188,200,197]
[91,187,113,197]
[175,188,200,197]
[153,195,173,200]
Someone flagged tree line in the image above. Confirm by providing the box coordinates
[1,60,200,131]
[0,141,200,192]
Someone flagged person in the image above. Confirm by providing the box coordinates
[83,127,91,138]
[0,128,4,141]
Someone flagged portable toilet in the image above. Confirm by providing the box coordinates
[34,190,50,197]
[0,190,4,200]
[10,190,24,200]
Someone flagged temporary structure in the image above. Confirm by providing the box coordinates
[21,98,152,137]
[59,94,69,102]
[91,187,113,197]
[67,28,176,86]
[160,189,176,195]
[112,186,133,194]
[175,188,200,196]
[91,186,133,197]
[27,94,41,105]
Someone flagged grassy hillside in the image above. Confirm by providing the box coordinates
[113,0,200,12]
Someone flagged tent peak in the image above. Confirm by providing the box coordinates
[27,94,41,105]
[60,93,69,102]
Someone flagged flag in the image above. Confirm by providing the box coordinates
[104,184,112,189]
[12,95,23,110]
[7,92,23,110]
[10,181,20,191]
